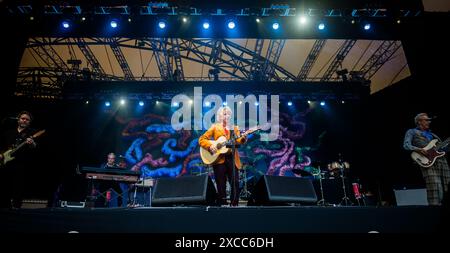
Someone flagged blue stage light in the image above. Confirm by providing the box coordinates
[318,23,325,30]
[203,22,210,29]
[105,101,111,107]
[139,101,145,106]
[228,21,235,29]
[272,22,279,30]
[364,24,371,30]
[110,20,118,28]
[158,21,166,29]
[62,21,70,29]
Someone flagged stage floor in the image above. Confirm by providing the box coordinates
[0,205,446,233]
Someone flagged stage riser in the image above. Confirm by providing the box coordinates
[0,206,445,233]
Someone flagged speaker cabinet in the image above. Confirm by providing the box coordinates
[152,175,217,206]
[394,188,428,206]
[252,175,317,205]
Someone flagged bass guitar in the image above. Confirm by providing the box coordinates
[411,137,449,168]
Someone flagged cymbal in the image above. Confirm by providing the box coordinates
[291,169,313,177]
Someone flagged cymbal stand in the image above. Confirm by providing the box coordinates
[339,166,353,206]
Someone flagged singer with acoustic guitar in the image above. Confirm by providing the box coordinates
[199,106,249,207]
[0,111,40,209]
[403,113,450,205]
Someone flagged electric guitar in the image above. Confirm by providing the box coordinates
[0,130,45,167]
[200,126,261,165]
[411,137,449,168]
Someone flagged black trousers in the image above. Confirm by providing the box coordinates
[0,161,26,209]
[212,154,240,206]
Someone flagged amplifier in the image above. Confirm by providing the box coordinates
[21,199,48,209]
[60,201,86,208]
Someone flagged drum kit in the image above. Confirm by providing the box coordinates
[312,155,362,206]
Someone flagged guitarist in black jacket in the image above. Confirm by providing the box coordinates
[0,111,36,209]
[403,113,450,206]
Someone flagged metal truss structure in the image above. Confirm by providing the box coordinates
[360,41,402,80]
[7,2,422,18]
[17,37,406,98]
[296,39,326,81]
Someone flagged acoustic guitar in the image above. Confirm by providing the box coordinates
[200,126,260,165]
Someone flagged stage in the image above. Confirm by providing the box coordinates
[0,205,445,233]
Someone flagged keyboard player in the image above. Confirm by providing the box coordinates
[95,152,126,207]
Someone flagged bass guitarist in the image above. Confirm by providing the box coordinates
[403,113,449,205]
[0,111,37,209]
[199,106,247,206]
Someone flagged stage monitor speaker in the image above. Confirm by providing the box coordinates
[394,188,428,206]
[252,175,317,205]
[152,175,217,206]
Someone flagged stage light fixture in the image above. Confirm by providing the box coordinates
[256,18,260,23]
[272,22,279,30]
[105,101,111,107]
[364,24,371,30]
[203,22,210,29]
[320,101,325,106]
[298,16,307,25]
[158,21,166,29]
[288,101,293,106]
[318,23,325,30]
[139,101,145,106]
[227,21,235,29]
[110,20,118,28]
[120,99,126,105]
[182,17,188,23]
[62,21,70,29]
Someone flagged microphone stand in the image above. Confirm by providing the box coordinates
[229,128,240,206]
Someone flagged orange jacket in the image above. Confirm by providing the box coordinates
[199,123,247,169]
